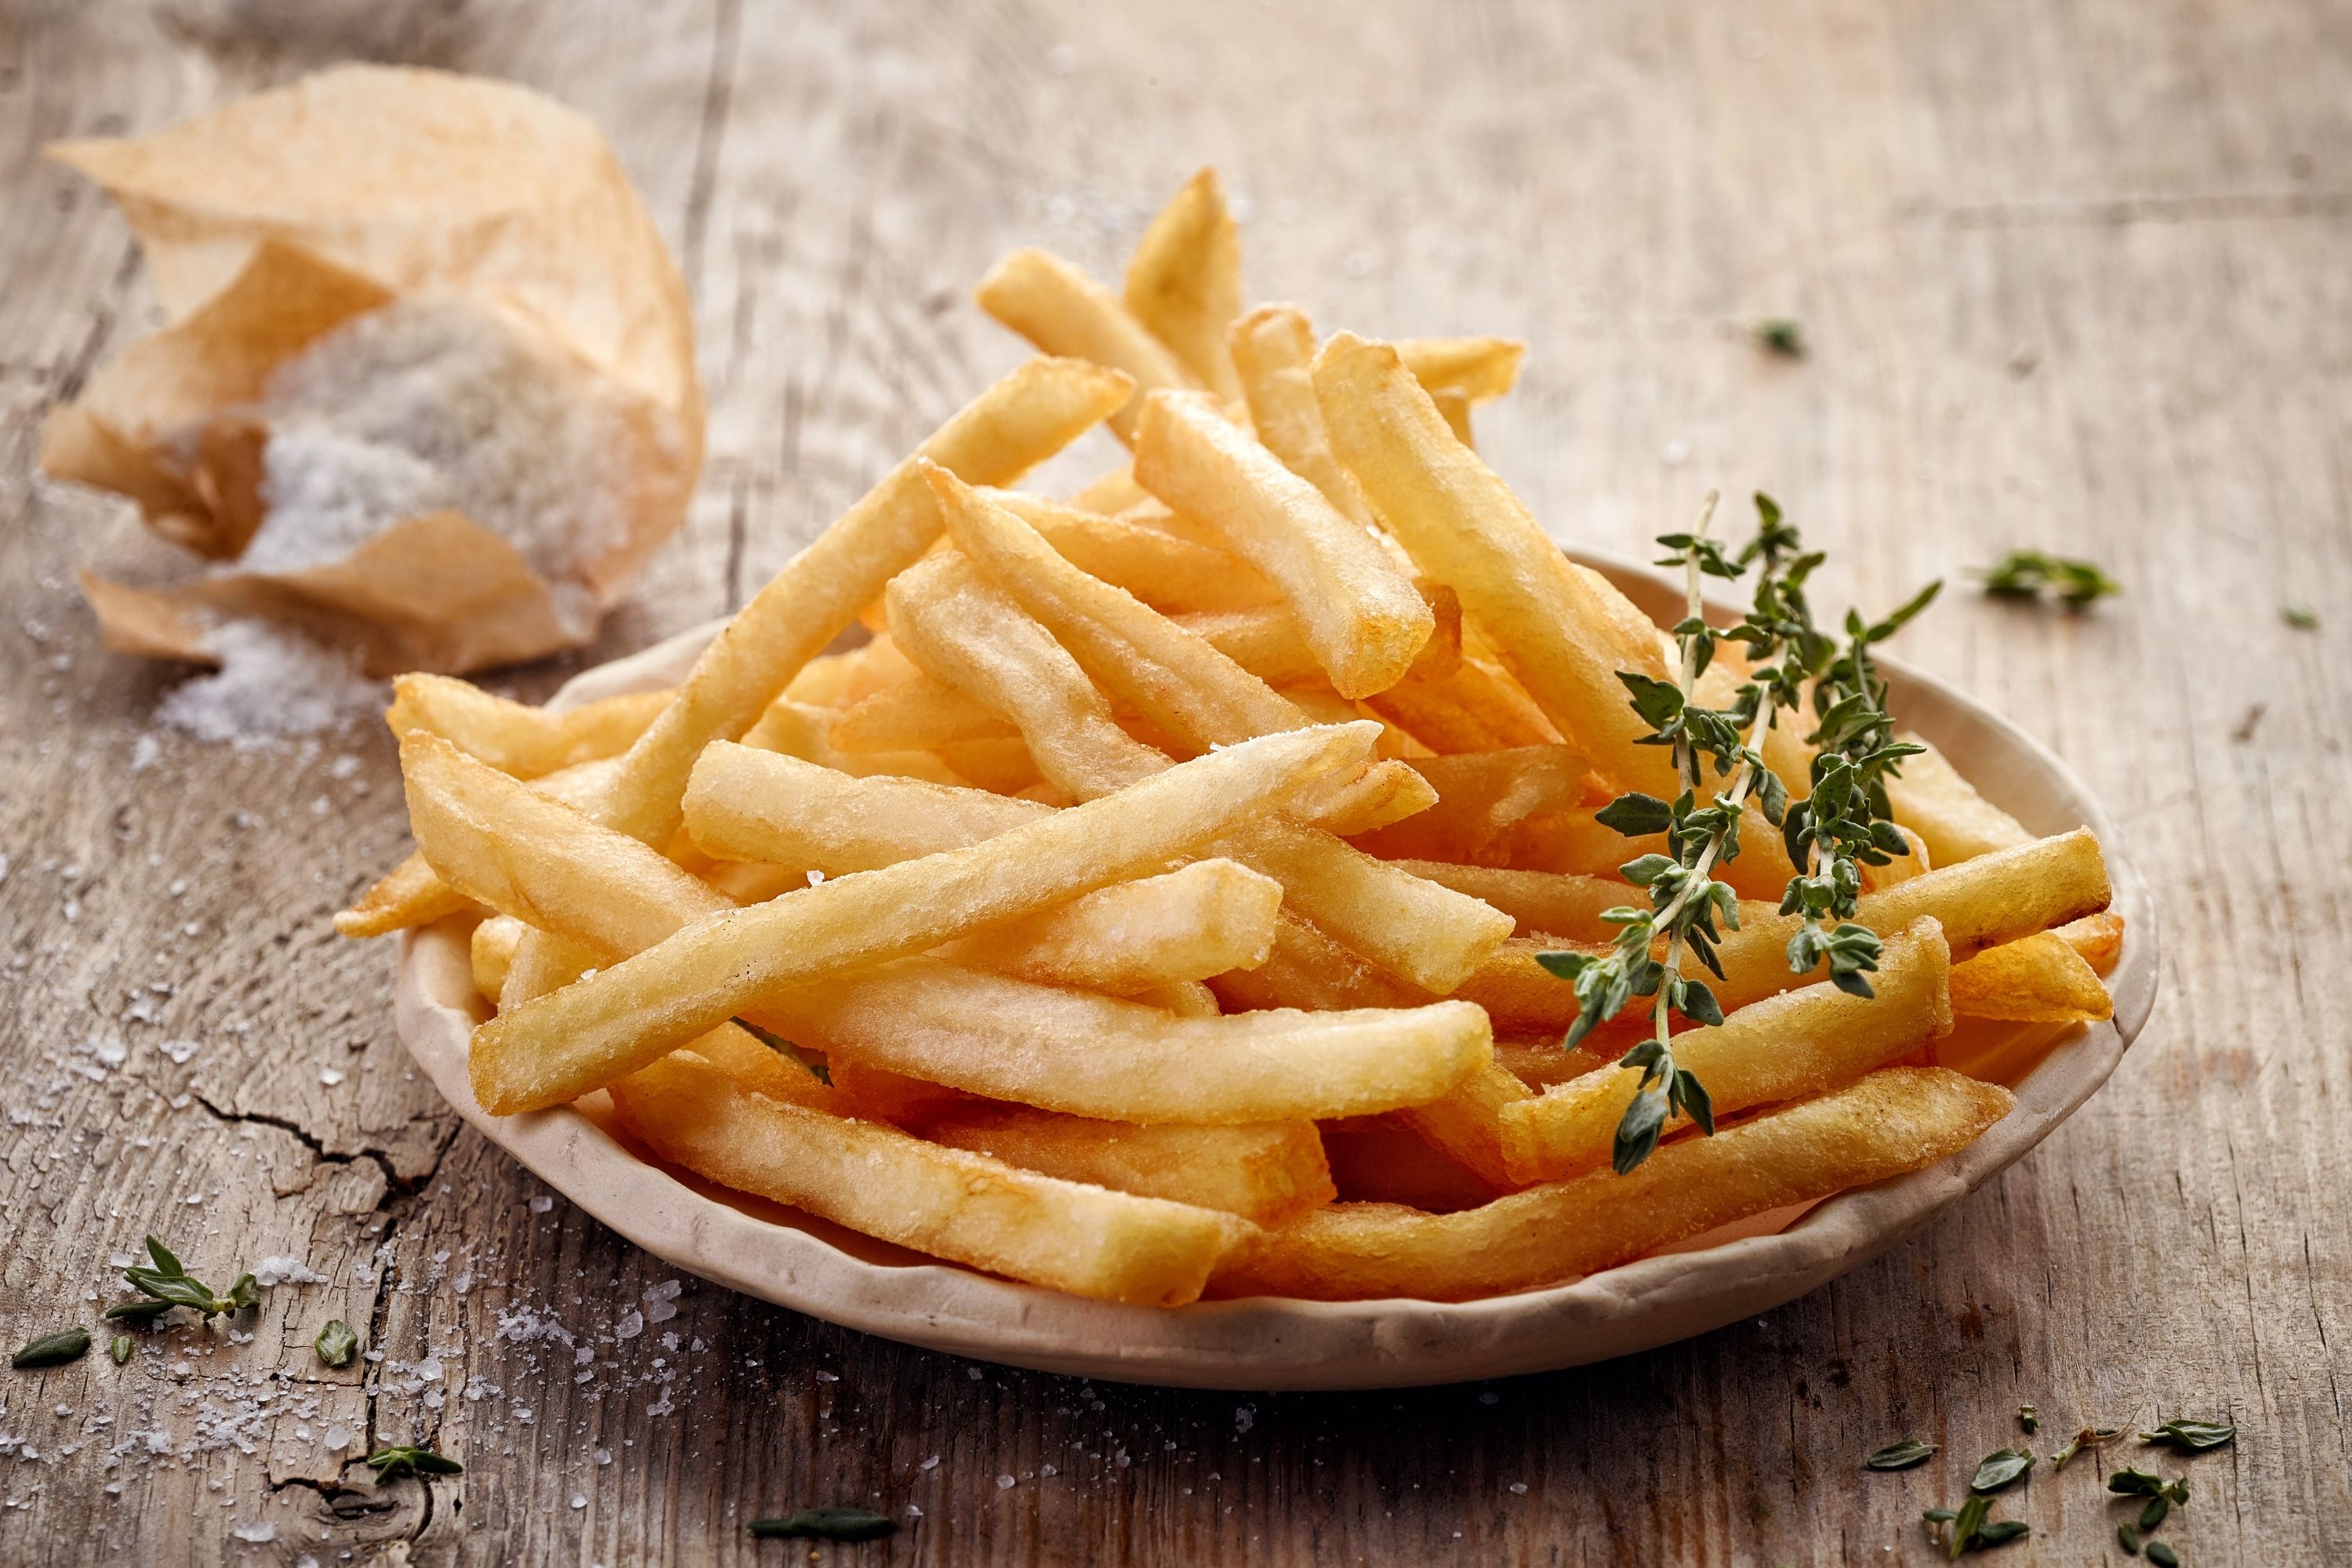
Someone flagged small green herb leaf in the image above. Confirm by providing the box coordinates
[145,1236,183,1276]
[1970,1446,2034,1494]
[1973,1519,2029,1548]
[2140,1418,2234,1452]
[2145,1543,2180,1567]
[12,1329,91,1369]
[2282,603,2318,630]
[227,1273,260,1311]
[747,1508,896,1541]
[100,1299,176,1326]
[364,1445,463,1481]
[2108,1467,2169,1497]
[315,1319,359,1368]
[1755,318,1806,358]
[1947,1494,1990,1559]
[109,1335,132,1365]
[2139,1493,2170,1531]
[1863,1439,1938,1476]
[2017,1404,2038,1434]
[1976,549,2119,608]
[2118,1523,2142,1555]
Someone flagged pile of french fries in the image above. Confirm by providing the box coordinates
[343,171,2121,1307]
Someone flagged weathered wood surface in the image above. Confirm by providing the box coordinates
[2,0,2347,1561]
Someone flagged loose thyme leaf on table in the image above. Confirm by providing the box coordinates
[1538,491,1938,1171]
[748,1507,896,1541]
[1969,1446,2034,1494]
[315,1319,359,1367]
[1976,549,2121,608]
[111,1234,258,1321]
[11,1328,91,1369]
[2144,1542,2181,1567]
[2017,1404,2038,1434]
[365,1445,463,1481]
[1865,1437,1938,1470]
[2140,1417,2235,1452]
[1755,318,1806,358]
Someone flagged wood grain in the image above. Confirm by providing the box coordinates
[3,0,2347,1561]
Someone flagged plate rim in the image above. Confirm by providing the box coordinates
[390,546,2158,1389]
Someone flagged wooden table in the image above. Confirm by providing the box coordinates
[4,2,2346,1562]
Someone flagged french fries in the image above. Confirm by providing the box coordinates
[1133,390,1435,698]
[459,720,1383,1111]
[1216,1068,2013,1301]
[347,169,2114,1312]
[1497,920,1955,1184]
[924,1105,1334,1224]
[975,250,1196,444]
[609,1050,1245,1305]
[1314,331,1678,795]
[1124,168,1245,403]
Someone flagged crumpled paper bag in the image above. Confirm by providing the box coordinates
[42,64,704,676]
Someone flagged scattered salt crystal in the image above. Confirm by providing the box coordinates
[645,1299,675,1325]
[230,1521,275,1544]
[996,1475,1016,1490]
[805,869,825,886]
[966,1367,982,1381]
[1508,1481,1529,1494]
[906,1504,924,1518]
[328,754,361,779]
[252,1256,327,1287]
[1478,1392,1499,1406]
[183,1193,205,1206]
[571,1494,586,1509]
[593,1449,611,1466]
[156,621,382,746]
[1234,1405,1255,1434]
[129,735,162,773]
[162,1040,199,1065]
[318,1068,345,1087]
[528,1196,554,1214]
[920,1456,939,1472]
[814,1370,839,1384]
[322,1427,350,1452]
[646,1279,682,1301]
[452,1271,473,1295]
[614,1311,642,1341]
[659,1331,680,1352]
[415,1356,442,1382]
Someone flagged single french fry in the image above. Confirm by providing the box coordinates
[1947,929,2114,1022]
[596,355,1130,849]
[412,731,1485,1123]
[1314,332,1676,794]
[829,677,1017,752]
[827,1058,972,1126]
[1229,304,1379,527]
[1392,1059,1535,1189]
[1497,920,1955,1184]
[1349,746,1593,864]
[608,1050,1245,1305]
[470,913,526,1004]
[1133,389,1435,698]
[2056,911,2126,972]
[933,735,1045,795]
[1123,168,1244,402]
[1385,862,1629,941]
[975,249,1196,443]
[333,754,624,937]
[1428,387,1474,448]
[1465,829,2111,1034]
[983,488,1280,612]
[687,745,1051,871]
[924,1105,1334,1225]
[1886,736,2034,865]
[1396,336,1526,403]
[452,719,1381,1112]
[1216,1067,2013,1301]
[1178,591,1461,690]
[388,674,672,780]
[936,858,1283,992]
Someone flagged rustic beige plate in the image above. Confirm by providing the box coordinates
[393,550,2157,1389]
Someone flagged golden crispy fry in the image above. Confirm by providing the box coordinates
[1349,746,1593,864]
[1492,1038,1613,1090]
[936,858,1283,992]
[1465,829,2111,1034]
[1497,920,1954,1184]
[686,744,1050,871]
[1364,652,1562,753]
[828,677,1016,752]
[1396,336,1526,402]
[1886,735,2034,865]
[975,249,1196,443]
[1177,590,1460,690]
[388,673,671,780]
[333,754,623,937]
[1385,862,1629,941]
[1123,168,1245,402]
[982,488,1279,612]
[608,1049,1245,1305]
[1392,1059,1535,1189]
[923,1105,1334,1225]
[1508,804,1798,902]
[1208,911,1424,1013]
[450,720,1381,1112]
[1215,1067,2013,1301]
[1313,332,1676,794]
[1134,390,1435,698]
[1947,930,2114,1022]
[932,735,1044,794]
[1428,387,1474,448]
[826,1058,972,1125]
[413,731,1484,1122]
[470,913,525,1004]
[597,356,1129,848]
[1229,305,1379,527]
[2056,911,2126,972]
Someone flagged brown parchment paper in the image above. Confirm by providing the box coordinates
[42,64,704,675]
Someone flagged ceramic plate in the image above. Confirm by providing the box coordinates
[392,550,2157,1389]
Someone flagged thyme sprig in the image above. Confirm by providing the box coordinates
[1539,492,1935,1171]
